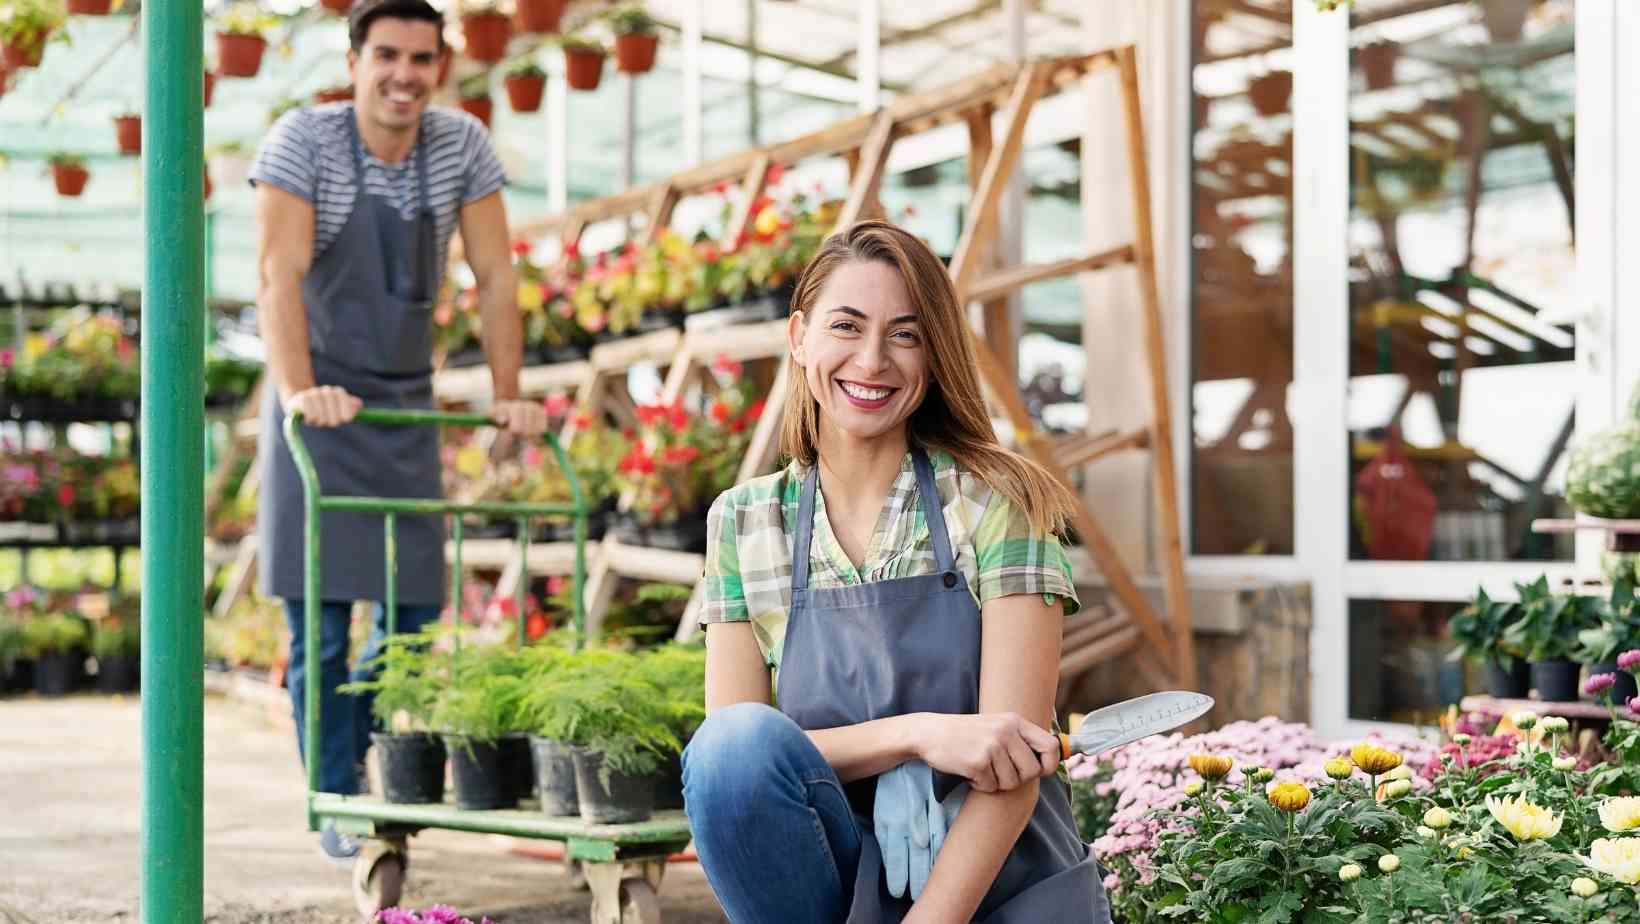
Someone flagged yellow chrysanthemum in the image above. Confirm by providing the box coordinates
[1424,807,1452,830]
[753,205,782,238]
[1572,876,1599,898]
[1188,754,1233,781]
[1587,838,1640,884]
[1600,797,1640,833]
[517,281,544,312]
[1487,794,1563,842]
[1351,744,1403,775]
[1268,781,1311,813]
[1324,757,1354,780]
[454,444,487,479]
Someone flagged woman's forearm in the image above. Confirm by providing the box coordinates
[805,713,926,783]
[905,782,1038,923]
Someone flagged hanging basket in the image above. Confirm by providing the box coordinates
[563,46,605,91]
[458,94,493,129]
[503,71,545,112]
[68,0,113,14]
[613,32,657,75]
[215,32,267,78]
[114,114,141,155]
[203,69,216,107]
[1247,70,1292,118]
[1,32,48,70]
[461,11,511,63]
[51,163,90,197]
[513,0,566,34]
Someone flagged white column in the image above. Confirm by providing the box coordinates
[622,74,638,190]
[682,0,704,165]
[858,0,881,112]
[547,67,569,213]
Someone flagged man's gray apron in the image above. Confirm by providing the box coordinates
[258,109,445,606]
[778,449,1110,923]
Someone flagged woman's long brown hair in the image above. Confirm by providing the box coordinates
[778,219,1079,535]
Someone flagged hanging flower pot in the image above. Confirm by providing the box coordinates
[2,31,49,70]
[503,62,545,113]
[1358,41,1398,91]
[610,5,658,74]
[562,42,605,91]
[50,156,90,197]
[203,69,217,107]
[204,164,213,201]
[460,10,510,63]
[513,0,565,34]
[458,92,493,129]
[1479,0,1533,43]
[1247,70,1292,118]
[319,0,352,14]
[113,114,141,155]
[67,0,113,15]
[312,84,353,104]
[215,32,268,77]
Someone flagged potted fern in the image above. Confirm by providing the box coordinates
[214,3,276,78]
[560,34,606,91]
[503,58,546,113]
[517,642,581,816]
[608,4,657,75]
[91,608,139,693]
[1449,586,1528,698]
[431,644,534,809]
[632,643,705,811]
[1,0,66,71]
[22,610,88,696]
[340,628,447,804]
[48,152,89,197]
[1577,579,1640,705]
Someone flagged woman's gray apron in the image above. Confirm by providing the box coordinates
[777,449,1109,923]
[258,109,445,606]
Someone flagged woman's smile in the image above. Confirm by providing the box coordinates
[836,379,899,409]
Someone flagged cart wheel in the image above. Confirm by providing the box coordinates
[352,847,406,919]
[565,856,589,891]
[618,877,659,924]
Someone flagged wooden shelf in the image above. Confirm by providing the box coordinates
[1459,694,1618,722]
[1532,515,1640,536]
[433,360,591,403]
[445,536,705,586]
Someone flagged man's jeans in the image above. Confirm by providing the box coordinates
[283,600,441,795]
[683,702,863,924]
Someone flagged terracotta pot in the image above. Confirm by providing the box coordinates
[514,0,566,34]
[320,0,352,14]
[563,47,605,91]
[2,33,47,70]
[459,94,493,129]
[114,114,141,155]
[461,12,510,63]
[613,32,657,74]
[1247,70,1291,118]
[1358,41,1397,91]
[504,71,545,112]
[203,70,216,107]
[313,85,353,104]
[204,167,213,201]
[52,163,90,197]
[1480,0,1533,43]
[68,0,113,14]
[216,32,267,78]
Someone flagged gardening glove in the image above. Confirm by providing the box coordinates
[874,761,970,900]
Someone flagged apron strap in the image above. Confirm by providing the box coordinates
[346,108,430,211]
[793,463,819,593]
[910,449,957,573]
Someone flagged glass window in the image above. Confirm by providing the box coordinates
[1189,0,1296,556]
[1347,597,1467,724]
[1346,0,1577,562]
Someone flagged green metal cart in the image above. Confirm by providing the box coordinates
[286,408,693,923]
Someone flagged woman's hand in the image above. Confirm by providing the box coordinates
[914,712,1059,793]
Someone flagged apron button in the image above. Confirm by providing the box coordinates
[942,572,958,588]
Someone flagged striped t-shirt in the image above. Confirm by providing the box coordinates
[248,102,507,283]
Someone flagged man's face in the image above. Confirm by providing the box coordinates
[348,17,444,133]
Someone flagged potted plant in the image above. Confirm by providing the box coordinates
[1448,586,1529,699]
[312,84,353,104]
[456,74,493,130]
[631,643,706,811]
[67,0,111,16]
[340,628,447,803]
[22,610,89,696]
[608,4,658,75]
[0,616,25,694]
[1578,579,1640,705]
[1247,69,1291,117]
[214,3,277,78]
[48,152,89,197]
[113,112,140,155]
[459,2,510,63]
[513,0,565,34]
[203,69,216,107]
[1,0,66,71]
[430,645,531,809]
[1357,40,1397,91]
[91,607,139,693]
[1502,576,1602,702]
[503,58,546,113]
[560,34,606,91]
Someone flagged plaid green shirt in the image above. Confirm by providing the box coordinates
[700,450,1079,679]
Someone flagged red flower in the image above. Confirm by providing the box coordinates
[709,401,732,424]
[766,162,786,185]
[547,575,566,595]
[712,354,742,379]
[621,427,636,441]
[711,180,730,195]
[751,194,773,215]
[729,417,747,434]
[662,445,700,466]
[636,405,664,427]
[744,398,766,422]
[522,445,544,468]
[511,239,533,258]
[496,597,517,616]
[667,403,689,431]
[570,412,593,431]
[544,393,572,417]
[525,613,548,640]
[57,485,74,508]
[562,240,581,260]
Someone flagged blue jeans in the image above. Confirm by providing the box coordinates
[683,702,863,924]
[283,599,441,795]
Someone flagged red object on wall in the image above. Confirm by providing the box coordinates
[1354,428,1437,561]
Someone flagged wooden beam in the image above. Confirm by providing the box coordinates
[736,357,790,483]
[968,247,1135,304]
[836,111,896,229]
[1052,428,1150,469]
[642,184,681,244]
[949,65,1045,300]
[723,154,773,249]
[965,102,1016,386]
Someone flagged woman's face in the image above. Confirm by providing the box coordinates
[789,259,929,446]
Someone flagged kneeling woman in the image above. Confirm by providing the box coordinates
[684,220,1109,923]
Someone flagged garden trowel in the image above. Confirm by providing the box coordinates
[1055,691,1215,762]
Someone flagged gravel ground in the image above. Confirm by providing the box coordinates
[0,693,725,923]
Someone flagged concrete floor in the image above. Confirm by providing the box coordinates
[0,693,726,923]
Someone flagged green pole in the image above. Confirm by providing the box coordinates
[140,0,205,914]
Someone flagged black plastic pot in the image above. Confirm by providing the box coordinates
[445,736,514,810]
[500,734,534,804]
[462,519,518,540]
[2,658,34,694]
[1484,657,1530,699]
[646,516,708,553]
[373,732,447,804]
[35,652,84,696]
[654,750,684,811]
[536,342,591,365]
[609,513,647,546]
[635,309,685,333]
[572,746,656,824]
[1530,658,1581,703]
[95,654,139,693]
[1589,662,1640,705]
[531,736,580,816]
[444,345,488,369]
